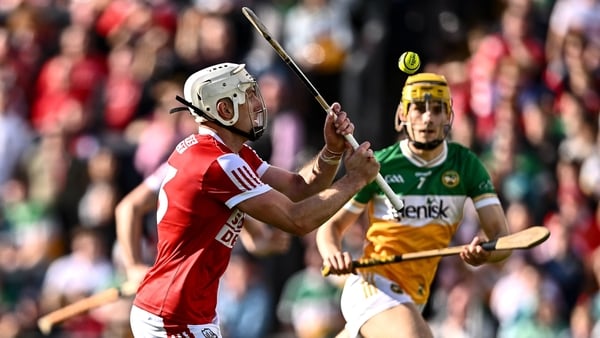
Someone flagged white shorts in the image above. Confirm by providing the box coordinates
[130,305,222,338]
[340,273,425,338]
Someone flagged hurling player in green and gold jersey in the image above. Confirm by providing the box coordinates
[316,73,512,338]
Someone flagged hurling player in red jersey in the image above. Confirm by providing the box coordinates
[127,63,380,338]
[115,161,293,289]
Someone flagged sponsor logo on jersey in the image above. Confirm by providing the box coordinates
[216,209,244,248]
[441,170,460,188]
[385,174,405,184]
[390,283,404,294]
[478,179,494,191]
[398,199,449,219]
[201,328,218,338]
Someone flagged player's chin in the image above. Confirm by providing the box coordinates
[415,130,435,138]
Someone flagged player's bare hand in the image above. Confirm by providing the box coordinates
[460,236,491,266]
[324,102,354,153]
[125,264,150,288]
[322,251,354,275]
[344,141,380,185]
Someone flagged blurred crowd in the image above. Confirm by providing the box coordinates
[0,0,598,337]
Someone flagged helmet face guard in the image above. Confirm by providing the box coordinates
[238,84,267,141]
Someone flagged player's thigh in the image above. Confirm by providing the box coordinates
[360,303,433,338]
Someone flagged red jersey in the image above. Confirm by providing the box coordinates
[133,127,271,325]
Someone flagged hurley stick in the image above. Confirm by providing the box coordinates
[37,282,137,335]
[322,226,551,276]
[242,7,404,213]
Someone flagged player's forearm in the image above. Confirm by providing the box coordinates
[115,203,144,267]
[285,174,365,236]
[316,222,344,258]
[296,147,343,196]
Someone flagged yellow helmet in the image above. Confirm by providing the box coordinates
[400,73,452,119]
[397,73,454,150]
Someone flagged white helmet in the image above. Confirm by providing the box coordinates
[183,63,262,126]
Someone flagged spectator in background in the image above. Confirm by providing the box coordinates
[0,76,33,186]
[174,9,239,74]
[544,0,600,95]
[249,69,306,173]
[589,245,600,336]
[31,24,106,140]
[480,119,548,220]
[0,26,29,117]
[519,94,562,219]
[558,29,600,114]
[536,211,586,314]
[39,226,115,336]
[579,132,600,201]
[93,44,143,135]
[0,176,59,336]
[30,55,85,136]
[78,147,120,256]
[21,127,89,237]
[429,277,497,338]
[243,1,288,74]
[2,4,50,104]
[489,256,562,335]
[467,0,545,146]
[283,0,354,78]
[568,297,596,338]
[0,176,60,269]
[132,79,192,178]
[217,248,274,338]
[277,233,345,338]
[282,0,355,150]
[556,90,598,164]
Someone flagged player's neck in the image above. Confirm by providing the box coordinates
[214,127,247,153]
[199,122,246,152]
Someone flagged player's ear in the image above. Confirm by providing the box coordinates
[216,98,234,121]
[395,104,405,132]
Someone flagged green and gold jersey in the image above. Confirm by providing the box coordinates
[349,139,498,304]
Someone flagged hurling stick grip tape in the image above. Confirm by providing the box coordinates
[37,284,136,335]
[242,6,404,212]
[321,226,550,276]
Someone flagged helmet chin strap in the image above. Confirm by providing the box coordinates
[410,138,444,150]
[402,123,450,150]
[237,123,265,141]
[171,96,265,141]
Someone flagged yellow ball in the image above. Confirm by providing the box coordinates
[398,51,420,74]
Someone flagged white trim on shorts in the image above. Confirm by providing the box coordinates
[340,273,425,338]
[130,305,222,338]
